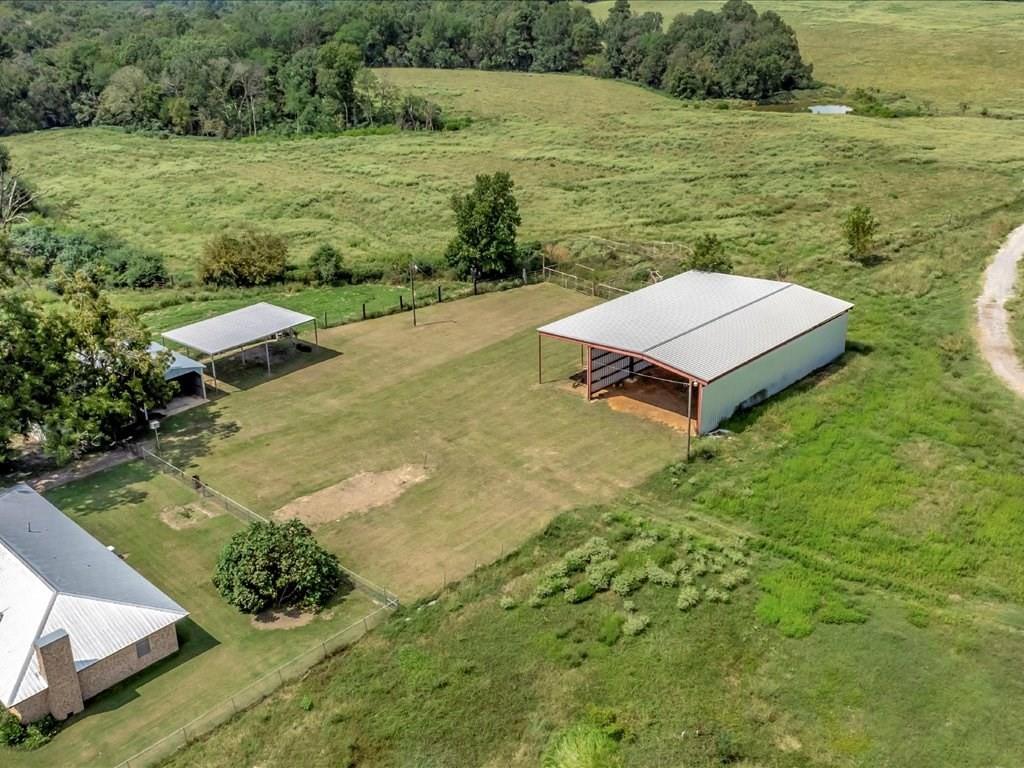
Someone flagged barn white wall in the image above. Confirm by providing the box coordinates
[699,314,849,433]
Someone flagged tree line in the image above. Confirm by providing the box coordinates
[0,0,812,137]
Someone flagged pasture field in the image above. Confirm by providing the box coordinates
[590,0,1024,115]
[163,510,1024,768]
[5,466,377,768]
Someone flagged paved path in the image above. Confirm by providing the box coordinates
[977,224,1024,398]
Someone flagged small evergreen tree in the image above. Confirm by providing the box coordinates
[842,205,879,263]
[685,233,733,273]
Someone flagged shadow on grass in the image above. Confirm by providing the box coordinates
[206,341,340,392]
[720,344,870,435]
[156,402,242,469]
[62,617,218,725]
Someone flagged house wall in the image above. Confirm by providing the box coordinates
[8,624,179,724]
[78,624,179,701]
[9,690,50,724]
[699,314,848,433]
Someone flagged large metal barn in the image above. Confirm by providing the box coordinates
[537,271,853,434]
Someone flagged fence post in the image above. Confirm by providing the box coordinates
[437,285,442,302]
[323,311,327,328]
[362,302,366,320]
[399,295,404,311]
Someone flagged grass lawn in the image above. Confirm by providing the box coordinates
[155,284,683,599]
[589,0,1024,115]
[4,463,377,768]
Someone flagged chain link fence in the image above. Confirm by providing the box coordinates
[112,602,393,768]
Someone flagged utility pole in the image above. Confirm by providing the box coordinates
[409,263,419,326]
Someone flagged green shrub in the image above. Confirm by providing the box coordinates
[499,595,516,610]
[307,243,351,286]
[565,580,597,604]
[597,613,625,646]
[533,575,570,600]
[610,567,647,597]
[199,229,288,287]
[676,585,701,611]
[542,723,622,768]
[0,709,24,746]
[645,562,677,588]
[622,613,650,637]
[705,587,731,604]
[585,559,619,591]
[213,519,344,614]
[585,705,631,742]
[299,695,314,712]
[719,568,750,591]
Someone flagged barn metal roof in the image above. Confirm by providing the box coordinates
[148,342,205,380]
[0,484,187,707]
[537,271,852,382]
[161,302,315,356]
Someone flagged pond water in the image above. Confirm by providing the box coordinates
[808,104,853,115]
[752,102,854,115]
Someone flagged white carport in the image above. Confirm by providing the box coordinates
[161,303,317,389]
[537,271,853,435]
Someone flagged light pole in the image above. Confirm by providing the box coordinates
[409,262,419,327]
[149,419,162,456]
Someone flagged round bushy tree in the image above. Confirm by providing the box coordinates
[213,520,344,614]
[307,243,350,286]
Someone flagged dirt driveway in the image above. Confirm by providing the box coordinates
[977,224,1024,397]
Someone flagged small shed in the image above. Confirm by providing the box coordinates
[537,271,853,434]
[148,342,206,399]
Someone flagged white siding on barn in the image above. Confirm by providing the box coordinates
[699,314,848,433]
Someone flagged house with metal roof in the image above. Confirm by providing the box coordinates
[537,271,852,434]
[0,484,188,723]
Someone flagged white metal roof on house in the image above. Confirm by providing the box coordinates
[161,302,315,356]
[537,271,853,382]
[147,342,205,380]
[0,484,187,707]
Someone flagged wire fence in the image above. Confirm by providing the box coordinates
[112,602,394,768]
[316,271,541,330]
[540,265,631,300]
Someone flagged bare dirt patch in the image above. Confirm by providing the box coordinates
[976,223,1024,397]
[160,502,219,530]
[251,607,317,631]
[275,465,429,526]
[564,378,696,433]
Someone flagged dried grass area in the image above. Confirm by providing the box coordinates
[160,501,220,530]
[274,465,429,526]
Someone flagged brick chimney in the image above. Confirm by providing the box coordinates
[34,629,84,720]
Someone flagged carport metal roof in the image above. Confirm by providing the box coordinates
[537,271,853,383]
[161,302,315,356]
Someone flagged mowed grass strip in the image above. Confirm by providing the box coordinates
[3,465,376,768]
[157,284,683,599]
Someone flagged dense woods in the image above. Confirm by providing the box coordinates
[0,0,812,137]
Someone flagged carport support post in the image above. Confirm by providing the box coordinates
[586,345,593,401]
[314,318,319,345]
[537,334,542,384]
[265,341,271,374]
[211,357,218,391]
[686,381,693,462]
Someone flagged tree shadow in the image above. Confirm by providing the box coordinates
[156,402,242,468]
[61,618,219,724]
[51,461,154,517]
[206,341,340,392]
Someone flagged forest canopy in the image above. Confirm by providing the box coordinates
[0,0,812,137]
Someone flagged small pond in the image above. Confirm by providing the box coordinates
[808,104,853,115]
